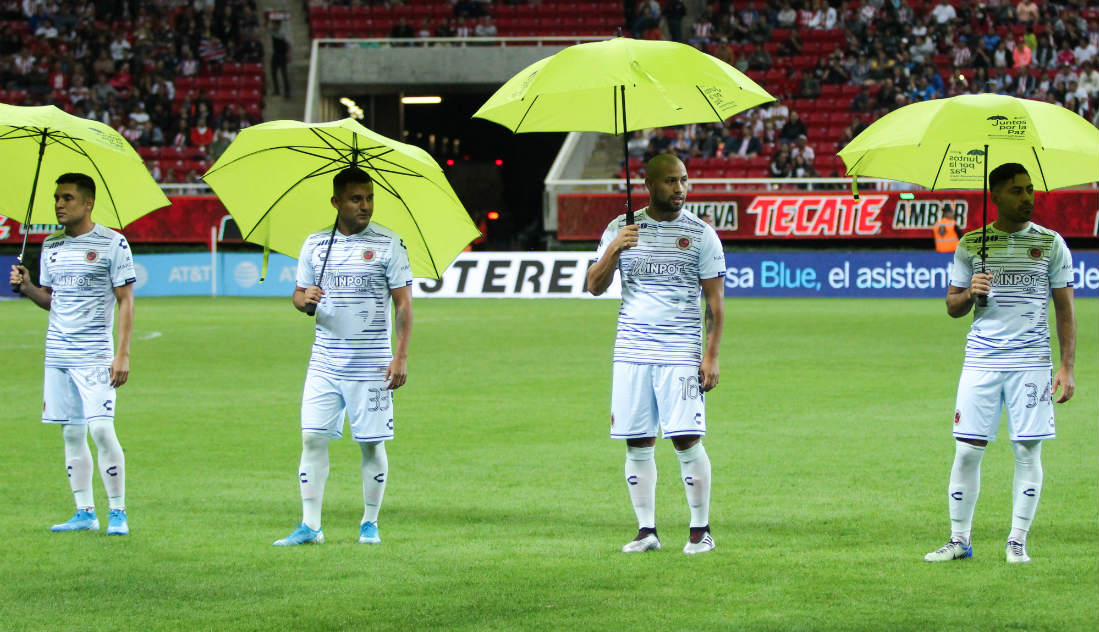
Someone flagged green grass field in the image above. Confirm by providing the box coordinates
[0,297,1095,631]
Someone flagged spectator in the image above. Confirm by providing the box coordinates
[139,120,165,147]
[1016,1,1039,25]
[129,101,150,125]
[627,130,649,159]
[664,0,687,43]
[790,135,815,163]
[799,63,821,98]
[690,13,714,47]
[34,17,57,39]
[1078,61,1099,98]
[776,1,797,29]
[850,86,872,112]
[434,18,456,37]
[910,34,935,64]
[271,19,291,97]
[631,0,661,39]
[747,45,772,70]
[417,18,434,39]
[779,112,807,143]
[791,155,817,179]
[474,16,497,37]
[769,146,791,177]
[1013,36,1033,69]
[993,40,1011,68]
[930,0,957,25]
[806,0,837,30]
[190,116,214,150]
[109,33,131,62]
[726,126,761,159]
[778,29,802,57]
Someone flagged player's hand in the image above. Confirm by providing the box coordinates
[613,224,640,253]
[969,272,992,298]
[109,354,129,388]
[302,285,324,305]
[1052,366,1074,403]
[699,355,719,392]
[385,357,407,390]
[10,264,29,292]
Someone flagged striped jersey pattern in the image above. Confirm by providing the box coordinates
[597,210,726,366]
[296,223,412,379]
[950,222,1074,370]
[38,224,136,368]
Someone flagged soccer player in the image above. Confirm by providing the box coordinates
[924,163,1076,564]
[9,173,135,536]
[586,154,726,555]
[274,167,413,546]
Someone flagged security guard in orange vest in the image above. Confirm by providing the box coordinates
[933,207,959,252]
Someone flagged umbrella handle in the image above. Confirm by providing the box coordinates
[304,303,317,316]
[977,294,988,307]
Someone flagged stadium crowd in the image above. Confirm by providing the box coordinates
[0,0,267,184]
[624,0,1099,180]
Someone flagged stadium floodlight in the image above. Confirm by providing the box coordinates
[401,96,442,105]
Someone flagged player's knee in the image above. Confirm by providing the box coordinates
[957,438,987,448]
[88,421,118,447]
[626,445,655,461]
[1011,440,1042,465]
[61,424,85,444]
[671,435,700,451]
[625,437,656,449]
[302,432,330,453]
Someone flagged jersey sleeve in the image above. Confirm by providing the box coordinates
[1048,233,1074,289]
[698,224,726,279]
[949,242,973,287]
[38,242,54,288]
[295,237,316,288]
[386,237,413,289]
[595,218,620,259]
[110,234,136,287]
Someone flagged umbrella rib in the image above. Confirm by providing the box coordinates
[240,161,340,243]
[368,166,441,278]
[67,137,130,228]
[694,85,725,122]
[930,143,951,191]
[513,95,539,133]
[1030,147,1049,190]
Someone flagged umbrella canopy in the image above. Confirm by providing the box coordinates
[0,104,170,257]
[473,37,775,224]
[838,93,1099,191]
[473,37,774,133]
[202,118,480,280]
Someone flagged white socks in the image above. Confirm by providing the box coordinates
[1010,440,1043,543]
[62,421,126,512]
[299,433,330,531]
[676,442,712,528]
[624,446,657,529]
[948,441,985,545]
[62,424,94,510]
[89,419,125,511]
[360,441,388,524]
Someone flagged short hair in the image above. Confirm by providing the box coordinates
[332,167,372,197]
[55,173,95,199]
[988,163,1029,190]
[645,153,683,181]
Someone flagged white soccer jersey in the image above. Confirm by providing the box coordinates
[296,223,413,380]
[38,224,135,368]
[597,209,726,366]
[950,222,1074,371]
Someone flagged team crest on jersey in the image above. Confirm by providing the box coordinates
[954,410,961,425]
[1028,247,1042,259]
[677,236,691,249]
[85,250,98,262]
[362,248,375,261]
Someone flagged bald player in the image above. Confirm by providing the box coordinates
[587,154,726,555]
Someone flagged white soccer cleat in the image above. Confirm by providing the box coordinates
[1005,540,1031,563]
[683,531,715,555]
[621,530,661,553]
[924,539,973,562]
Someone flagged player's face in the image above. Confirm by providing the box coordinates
[53,183,94,228]
[331,181,374,234]
[991,173,1035,225]
[646,159,688,215]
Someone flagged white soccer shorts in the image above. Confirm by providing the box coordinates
[301,369,394,442]
[42,366,116,425]
[953,368,1056,442]
[610,362,706,439]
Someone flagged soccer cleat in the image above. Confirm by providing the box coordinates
[358,521,381,544]
[273,523,324,546]
[106,509,129,535]
[621,529,661,553]
[1005,540,1031,563]
[51,509,99,532]
[924,539,973,562]
[683,529,715,555]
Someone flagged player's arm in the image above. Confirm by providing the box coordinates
[586,224,639,296]
[699,276,724,392]
[110,282,134,387]
[386,285,412,390]
[1051,286,1075,403]
[292,286,324,312]
[10,265,52,310]
[946,273,992,318]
